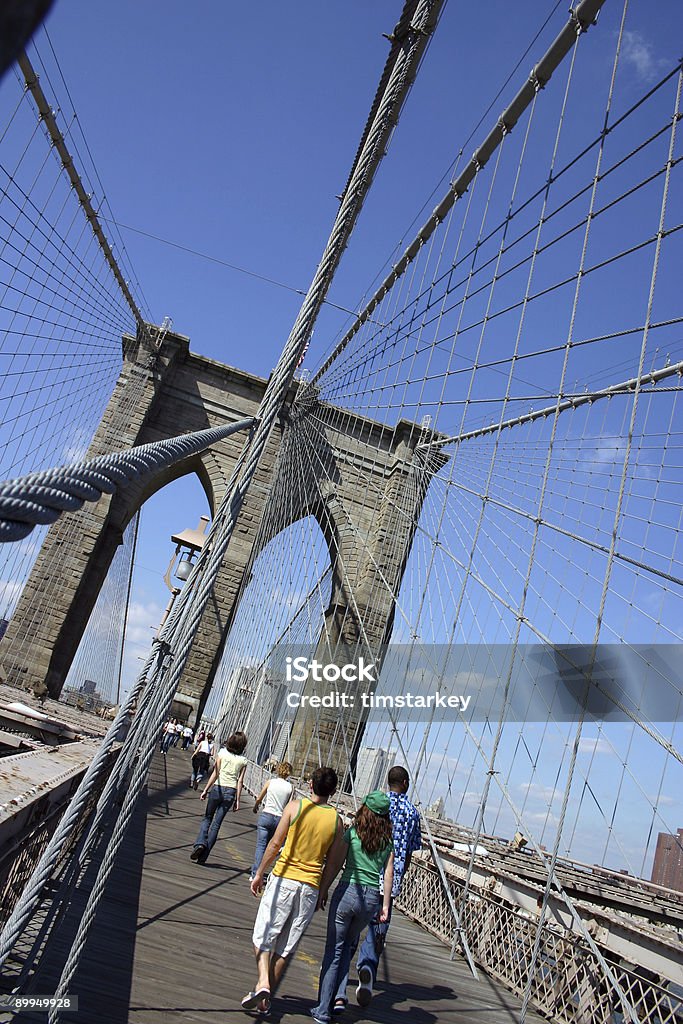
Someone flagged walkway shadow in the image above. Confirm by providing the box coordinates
[366,982,455,1023]
[21,787,148,1024]
[136,866,249,930]
[277,984,455,1024]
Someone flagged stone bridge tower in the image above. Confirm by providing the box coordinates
[0,327,443,749]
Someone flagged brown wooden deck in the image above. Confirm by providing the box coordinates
[22,748,546,1024]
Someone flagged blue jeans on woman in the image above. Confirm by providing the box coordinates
[333,902,392,1004]
[311,883,382,1024]
[251,811,281,877]
[193,785,236,858]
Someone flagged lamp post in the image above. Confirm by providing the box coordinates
[157,515,210,636]
[156,515,210,727]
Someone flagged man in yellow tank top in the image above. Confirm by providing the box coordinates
[242,766,342,1015]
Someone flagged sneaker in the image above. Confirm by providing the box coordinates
[190,845,207,862]
[193,779,199,791]
[356,965,373,1007]
[332,999,347,1014]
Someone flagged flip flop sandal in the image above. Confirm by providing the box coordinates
[241,988,270,1011]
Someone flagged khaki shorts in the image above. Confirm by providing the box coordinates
[252,874,318,957]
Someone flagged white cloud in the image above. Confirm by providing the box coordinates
[523,809,560,827]
[578,736,612,755]
[647,793,677,808]
[60,426,94,465]
[116,598,166,698]
[519,781,561,803]
[621,31,668,84]
[125,599,164,644]
[589,436,627,468]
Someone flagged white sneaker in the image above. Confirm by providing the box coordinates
[356,965,372,1007]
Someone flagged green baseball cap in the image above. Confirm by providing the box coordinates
[363,790,390,816]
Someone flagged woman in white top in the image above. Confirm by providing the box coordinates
[160,718,177,754]
[250,761,293,880]
[190,732,248,864]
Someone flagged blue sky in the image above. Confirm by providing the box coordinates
[3,0,682,869]
[36,0,679,371]
[30,0,593,684]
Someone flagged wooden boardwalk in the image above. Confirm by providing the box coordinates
[26,749,546,1024]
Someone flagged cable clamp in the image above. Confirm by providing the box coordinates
[571,6,592,34]
[529,67,545,92]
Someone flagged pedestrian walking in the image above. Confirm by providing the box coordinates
[310,791,394,1024]
[190,732,215,790]
[181,724,193,750]
[241,767,341,1016]
[190,731,247,865]
[171,720,183,746]
[250,761,293,881]
[332,764,421,1010]
[160,719,176,754]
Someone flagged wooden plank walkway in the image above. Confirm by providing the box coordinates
[24,749,546,1024]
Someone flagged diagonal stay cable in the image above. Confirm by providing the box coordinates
[17,52,150,339]
[312,0,610,386]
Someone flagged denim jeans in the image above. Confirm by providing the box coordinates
[333,902,393,1004]
[251,811,281,877]
[194,785,236,855]
[190,753,209,787]
[311,883,382,1024]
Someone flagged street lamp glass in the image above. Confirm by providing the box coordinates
[175,553,195,581]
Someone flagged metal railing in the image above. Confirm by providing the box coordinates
[245,761,682,1022]
[396,857,683,1024]
[242,761,679,1015]
[0,749,118,931]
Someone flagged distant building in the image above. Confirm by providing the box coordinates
[426,796,445,818]
[354,746,395,796]
[651,829,683,891]
[228,667,258,733]
[253,675,289,765]
[80,679,98,695]
[0,618,8,641]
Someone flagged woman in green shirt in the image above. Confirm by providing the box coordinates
[311,791,394,1024]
